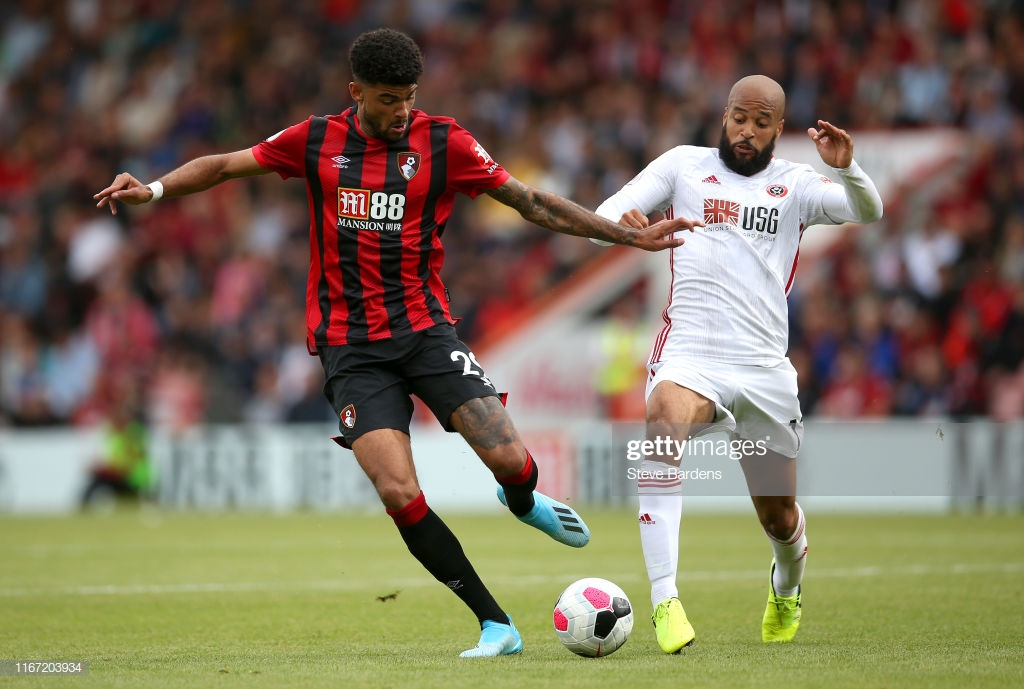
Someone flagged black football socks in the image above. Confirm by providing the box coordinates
[389,491,506,626]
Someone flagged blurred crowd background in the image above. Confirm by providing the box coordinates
[2,0,1024,434]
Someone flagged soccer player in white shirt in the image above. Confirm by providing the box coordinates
[595,75,883,650]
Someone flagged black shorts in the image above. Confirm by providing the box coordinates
[319,324,500,446]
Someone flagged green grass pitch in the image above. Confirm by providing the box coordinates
[1,507,1022,688]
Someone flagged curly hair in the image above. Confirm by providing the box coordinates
[349,28,424,86]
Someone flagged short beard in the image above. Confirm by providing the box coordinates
[718,127,776,176]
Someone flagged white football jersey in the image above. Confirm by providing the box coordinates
[597,146,881,366]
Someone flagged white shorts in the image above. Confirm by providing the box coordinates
[645,357,804,458]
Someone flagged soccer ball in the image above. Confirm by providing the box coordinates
[552,577,634,657]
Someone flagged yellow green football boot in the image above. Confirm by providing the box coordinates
[762,561,802,642]
[652,597,696,653]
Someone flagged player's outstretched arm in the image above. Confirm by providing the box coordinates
[94,149,269,215]
[486,176,701,252]
[807,120,883,224]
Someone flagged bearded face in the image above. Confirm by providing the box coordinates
[718,124,777,177]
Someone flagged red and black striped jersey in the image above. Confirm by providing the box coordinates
[252,107,509,349]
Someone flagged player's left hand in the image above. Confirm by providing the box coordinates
[619,209,649,229]
[807,120,854,169]
[630,216,703,252]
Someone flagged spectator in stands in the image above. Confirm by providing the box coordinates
[817,343,894,419]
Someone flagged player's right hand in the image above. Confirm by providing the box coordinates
[93,173,154,215]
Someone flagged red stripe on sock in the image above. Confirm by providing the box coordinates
[784,507,807,545]
[387,491,429,527]
[784,519,806,545]
[496,451,534,485]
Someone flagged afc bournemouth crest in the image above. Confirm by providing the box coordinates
[341,404,357,429]
[398,152,420,181]
[765,183,788,198]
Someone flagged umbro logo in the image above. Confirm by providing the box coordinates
[701,175,720,185]
[639,513,656,525]
[331,155,350,168]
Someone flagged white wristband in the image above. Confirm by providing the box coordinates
[146,181,164,201]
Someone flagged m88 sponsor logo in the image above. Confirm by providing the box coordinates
[337,187,407,231]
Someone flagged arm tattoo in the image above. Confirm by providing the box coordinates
[487,178,634,245]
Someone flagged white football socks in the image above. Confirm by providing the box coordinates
[637,461,683,608]
[638,465,808,604]
[767,502,807,598]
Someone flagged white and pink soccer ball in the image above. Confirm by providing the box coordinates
[552,577,634,657]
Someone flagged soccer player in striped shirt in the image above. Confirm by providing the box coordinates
[95,28,701,657]
[595,75,883,650]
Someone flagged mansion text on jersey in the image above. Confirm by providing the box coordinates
[337,217,403,232]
